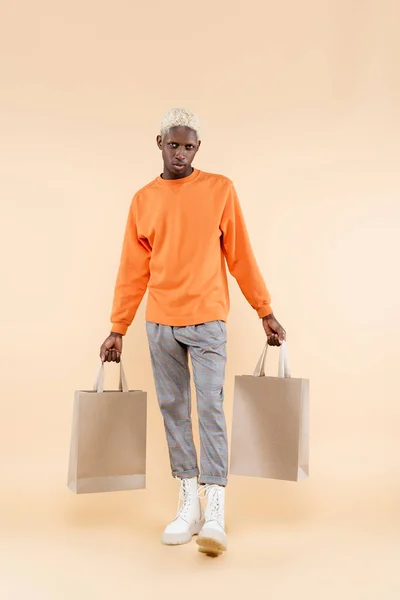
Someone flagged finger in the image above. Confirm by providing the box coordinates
[116,352,121,364]
[106,350,113,362]
[106,335,118,349]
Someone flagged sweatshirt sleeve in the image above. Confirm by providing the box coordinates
[110,196,151,335]
[220,181,273,319]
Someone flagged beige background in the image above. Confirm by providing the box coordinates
[1,0,400,597]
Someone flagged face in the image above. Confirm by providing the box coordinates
[157,126,201,179]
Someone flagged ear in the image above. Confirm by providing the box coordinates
[156,134,163,150]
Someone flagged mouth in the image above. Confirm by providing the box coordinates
[173,163,186,170]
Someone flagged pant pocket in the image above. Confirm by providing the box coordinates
[216,320,226,336]
[145,321,159,335]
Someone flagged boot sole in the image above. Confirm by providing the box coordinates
[161,520,204,546]
[196,530,227,555]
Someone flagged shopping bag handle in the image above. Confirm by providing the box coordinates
[253,340,291,378]
[94,361,129,393]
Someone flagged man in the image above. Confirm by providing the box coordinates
[100,108,286,555]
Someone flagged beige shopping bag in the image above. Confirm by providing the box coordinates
[229,342,309,482]
[67,362,147,494]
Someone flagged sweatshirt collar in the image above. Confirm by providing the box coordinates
[156,168,200,186]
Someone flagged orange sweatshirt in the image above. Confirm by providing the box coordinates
[110,169,272,335]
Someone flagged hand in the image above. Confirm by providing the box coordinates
[100,333,123,363]
[262,314,286,346]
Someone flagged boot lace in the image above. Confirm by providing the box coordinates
[176,478,192,522]
[198,484,224,528]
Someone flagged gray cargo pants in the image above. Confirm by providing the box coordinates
[146,320,228,486]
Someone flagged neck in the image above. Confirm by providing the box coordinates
[161,166,194,180]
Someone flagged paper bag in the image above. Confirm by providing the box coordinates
[68,362,147,493]
[229,342,309,482]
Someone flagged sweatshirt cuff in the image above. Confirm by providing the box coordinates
[111,323,128,336]
[257,305,273,319]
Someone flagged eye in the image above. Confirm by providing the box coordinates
[169,143,178,148]
[186,145,194,150]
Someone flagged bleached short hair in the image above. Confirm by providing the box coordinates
[160,108,200,139]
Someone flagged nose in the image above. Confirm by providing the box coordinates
[175,148,185,161]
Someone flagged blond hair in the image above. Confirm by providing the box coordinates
[160,108,200,138]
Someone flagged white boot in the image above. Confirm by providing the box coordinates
[161,477,204,545]
[197,484,227,554]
